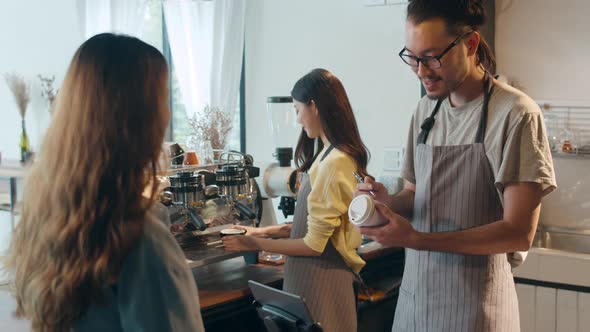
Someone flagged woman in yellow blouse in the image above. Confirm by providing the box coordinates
[223,68,370,332]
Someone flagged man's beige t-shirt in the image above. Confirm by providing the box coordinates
[401,79,557,203]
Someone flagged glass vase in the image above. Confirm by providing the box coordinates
[199,140,214,165]
[19,119,30,163]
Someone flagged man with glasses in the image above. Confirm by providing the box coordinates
[356,1,556,331]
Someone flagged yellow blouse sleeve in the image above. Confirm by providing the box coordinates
[303,153,357,253]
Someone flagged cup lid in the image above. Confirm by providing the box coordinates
[348,194,374,225]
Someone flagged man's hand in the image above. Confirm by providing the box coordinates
[354,176,389,205]
[357,202,418,248]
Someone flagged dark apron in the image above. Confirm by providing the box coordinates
[393,75,520,331]
[283,146,358,332]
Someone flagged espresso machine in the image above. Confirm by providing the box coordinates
[160,150,262,268]
[158,96,300,267]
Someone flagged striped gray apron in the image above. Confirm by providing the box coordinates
[283,148,358,332]
[393,75,520,332]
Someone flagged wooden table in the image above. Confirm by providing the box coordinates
[0,160,27,212]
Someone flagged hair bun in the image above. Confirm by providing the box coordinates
[465,0,486,27]
[407,0,487,28]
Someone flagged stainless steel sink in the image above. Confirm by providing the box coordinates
[533,226,590,254]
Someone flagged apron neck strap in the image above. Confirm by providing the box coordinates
[417,99,443,145]
[416,72,495,145]
[474,72,494,144]
[320,144,335,161]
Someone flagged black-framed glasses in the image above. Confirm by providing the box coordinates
[398,30,474,69]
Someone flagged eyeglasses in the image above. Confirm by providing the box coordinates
[398,30,474,69]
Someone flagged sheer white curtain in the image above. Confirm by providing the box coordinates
[78,0,149,39]
[78,0,111,39]
[163,0,245,119]
[111,0,149,37]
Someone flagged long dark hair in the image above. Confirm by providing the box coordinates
[6,33,169,331]
[407,0,496,73]
[291,68,370,178]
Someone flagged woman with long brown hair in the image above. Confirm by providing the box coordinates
[4,33,204,332]
[223,68,370,331]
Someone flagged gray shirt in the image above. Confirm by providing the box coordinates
[401,79,557,202]
[73,204,205,332]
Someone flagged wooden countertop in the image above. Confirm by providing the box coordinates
[357,241,403,261]
[194,243,404,310]
[193,257,283,309]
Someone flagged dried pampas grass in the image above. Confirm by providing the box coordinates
[4,72,30,118]
[188,105,233,150]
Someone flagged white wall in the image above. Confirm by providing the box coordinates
[244,0,420,177]
[0,0,82,160]
[7,1,586,174]
[496,0,590,101]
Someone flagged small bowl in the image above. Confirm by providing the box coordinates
[220,228,246,237]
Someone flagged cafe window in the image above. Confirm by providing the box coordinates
[141,2,244,152]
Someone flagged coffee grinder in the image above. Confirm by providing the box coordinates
[256,96,301,227]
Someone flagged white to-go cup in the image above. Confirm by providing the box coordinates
[348,194,388,227]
